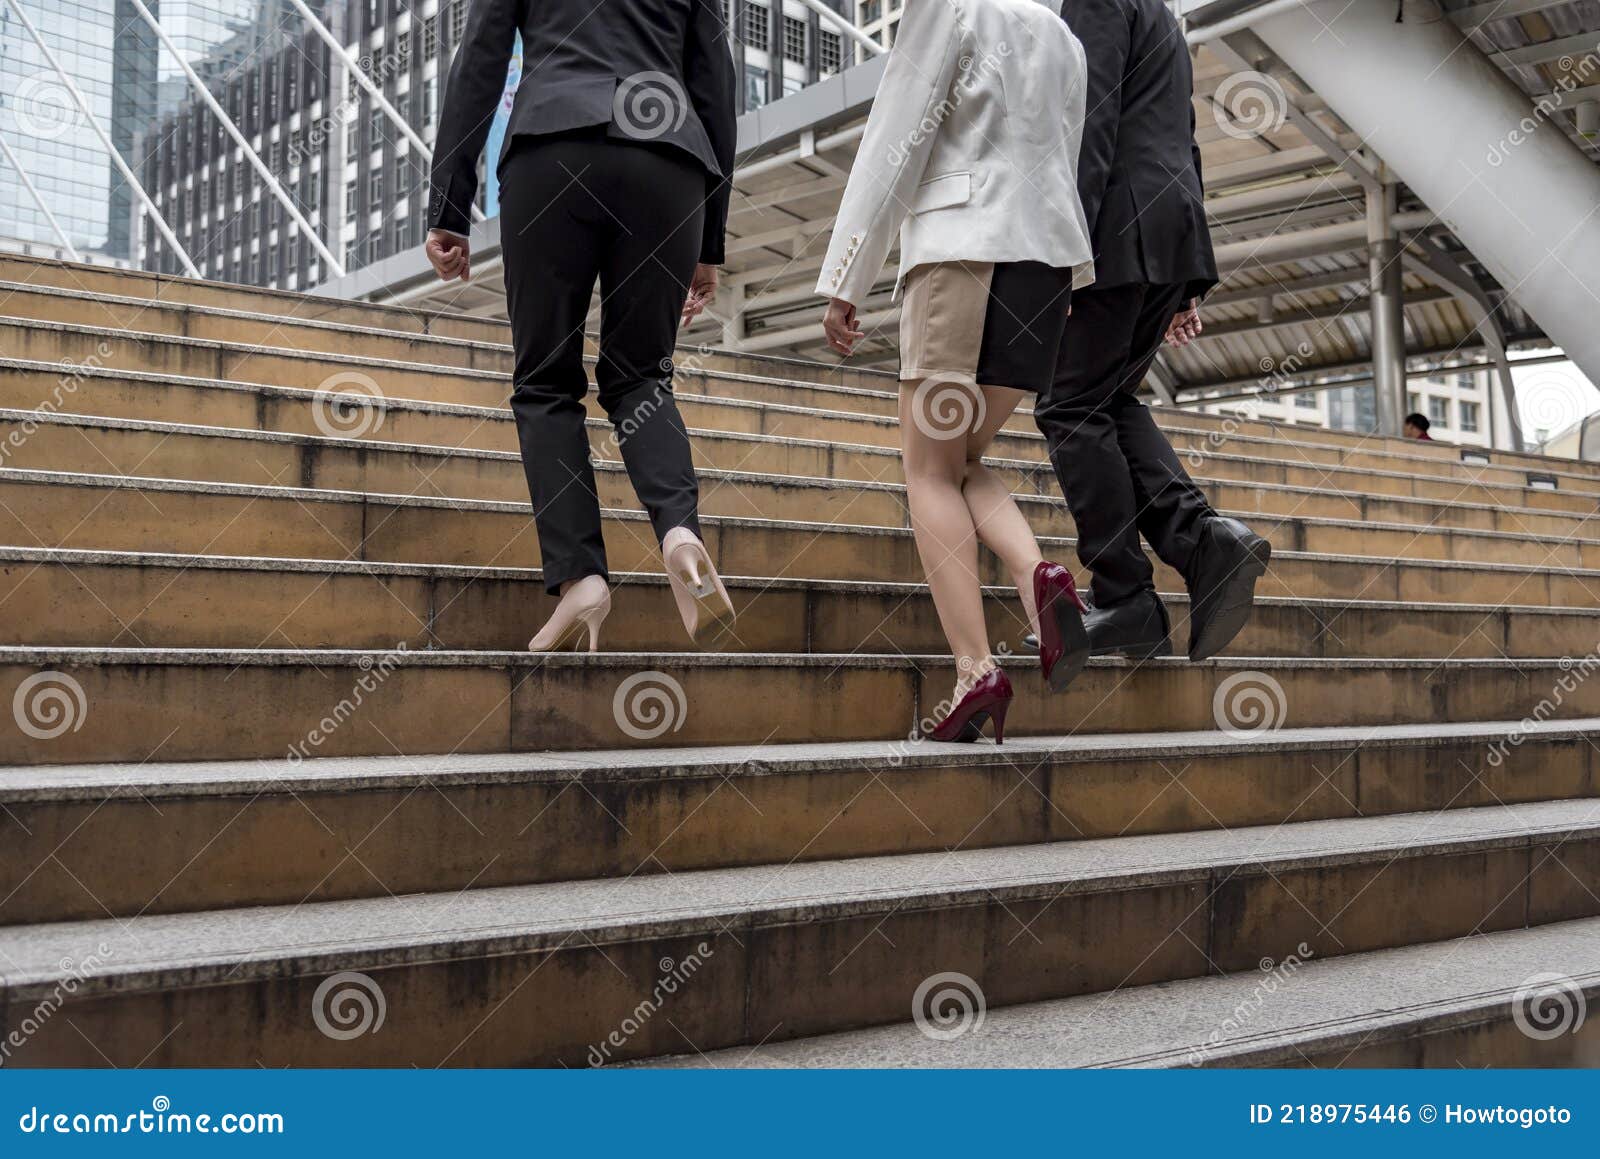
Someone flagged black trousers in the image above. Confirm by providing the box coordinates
[498,131,704,594]
[1033,282,1215,608]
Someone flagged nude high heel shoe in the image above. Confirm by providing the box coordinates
[661,526,737,647]
[528,575,611,653]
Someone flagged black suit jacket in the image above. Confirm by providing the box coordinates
[1063,0,1217,299]
[428,0,737,263]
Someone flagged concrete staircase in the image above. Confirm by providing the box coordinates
[1,252,1597,1068]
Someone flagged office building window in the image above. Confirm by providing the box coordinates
[782,15,807,63]
[449,0,468,44]
[1428,396,1450,426]
[396,30,411,71]
[743,64,769,110]
[740,2,769,50]
[1406,391,1419,414]
[819,29,842,73]
[863,0,882,23]
[1459,401,1480,433]
[424,15,438,59]
[1295,392,1317,409]
[1456,373,1475,389]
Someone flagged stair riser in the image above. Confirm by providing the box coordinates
[0,287,504,373]
[8,362,1596,513]
[6,835,1593,1066]
[3,473,1587,598]
[3,736,1589,925]
[2,654,1594,765]
[5,418,1595,538]
[1286,1012,1600,1068]
[6,256,1592,483]
[4,558,1591,659]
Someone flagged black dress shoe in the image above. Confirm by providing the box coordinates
[1084,590,1173,659]
[1184,516,1272,662]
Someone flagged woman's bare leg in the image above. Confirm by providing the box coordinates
[900,378,995,696]
[961,386,1046,642]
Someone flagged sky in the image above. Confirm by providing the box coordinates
[1512,356,1600,446]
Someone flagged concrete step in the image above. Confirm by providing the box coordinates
[1,645,1595,764]
[6,316,1598,499]
[5,547,1595,658]
[0,274,896,394]
[655,916,1600,1068]
[10,351,1597,512]
[2,800,1595,1065]
[6,408,1598,537]
[5,253,1591,479]
[3,469,1596,584]
[0,253,511,345]
[3,721,1593,926]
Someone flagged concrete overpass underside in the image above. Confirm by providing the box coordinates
[321,0,1600,450]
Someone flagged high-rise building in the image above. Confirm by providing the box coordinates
[132,0,857,291]
[0,1,307,264]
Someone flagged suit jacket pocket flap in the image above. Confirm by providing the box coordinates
[910,171,973,215]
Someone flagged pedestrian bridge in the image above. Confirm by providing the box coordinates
[321,0,1600,450]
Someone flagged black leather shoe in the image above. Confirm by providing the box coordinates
[1084,590,1173,659]
[1184,516,1272,662]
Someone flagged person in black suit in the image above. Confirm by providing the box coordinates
[426,0,739,651]
[1034,0,1270,662]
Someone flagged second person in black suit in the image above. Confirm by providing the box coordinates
[426,0,739,650]
[1035,0,1270,662]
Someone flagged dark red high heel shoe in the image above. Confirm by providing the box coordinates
[1033,561,1090,692]
[928,667,1014,744]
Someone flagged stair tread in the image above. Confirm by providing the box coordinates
[8,543,1598,612]
[3,542,1589,584]
[651,916,1600,1068]
[5,717,1592,801]
[2,799,1596,996]
[6,406,1590,516]
[5,352,1596,490]
[6,465,1592,553]
[0,644,1580,669]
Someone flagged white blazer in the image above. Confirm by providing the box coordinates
[816,0,1096,305]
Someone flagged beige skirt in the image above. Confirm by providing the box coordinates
[899,259,1075,393]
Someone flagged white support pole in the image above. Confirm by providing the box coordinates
[2,0,199,276]
[127,0,345,277]
[283,0,486,222]
[0,130,80,260]
[794,0,888,56]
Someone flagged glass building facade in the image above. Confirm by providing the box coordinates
[3,0,856,287]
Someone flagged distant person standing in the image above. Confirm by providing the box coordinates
[1403,413,1435,441]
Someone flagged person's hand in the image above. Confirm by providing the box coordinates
[823,298,865,356]
[1166,300,1203,347]
[682,263,719,326]
[426,229,470,282]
